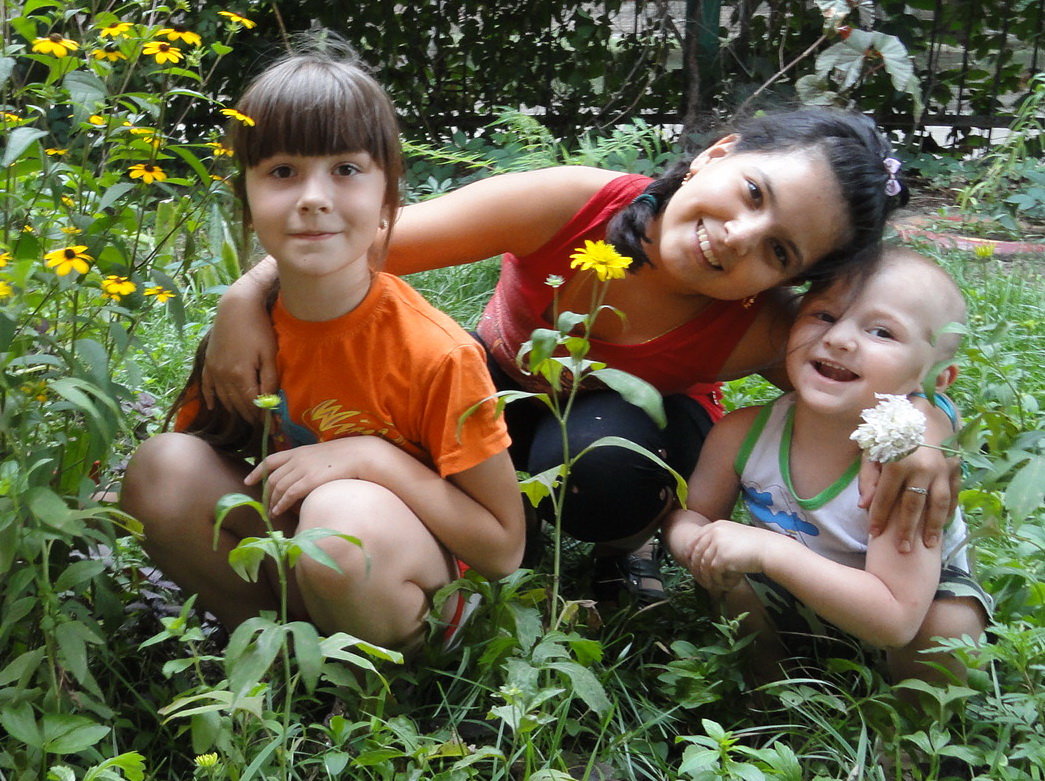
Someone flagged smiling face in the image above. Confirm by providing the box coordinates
[245,151,388,281]
[785,254,963,418]
[653,141,851,301]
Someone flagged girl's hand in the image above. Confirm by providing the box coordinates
[687,521,772,594]
[245,438,379,516]
[201,260,280,421]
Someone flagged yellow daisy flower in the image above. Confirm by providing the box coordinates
[569,239,633,282]
[32,34,79,57]
[2,112,21,123]
[45,148,68,156]
[44,245,92,276]
[101,275,136,300]
[0,252,10,267]
[91,45,127,62]
[61,226,81,235]
[128,163,167,184]
[217,11,256,29]
[87,115,106,126]
[98,22,134,38]
[61,195,76,207]
[205,141,234,157]
[158,25,202,46]
[220,108,255,126]
[144,285,175,303]
[0,280,13,300]
[142,40,183,64]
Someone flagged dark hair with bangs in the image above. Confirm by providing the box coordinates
[226,38,403,222]
[607,109,908,288]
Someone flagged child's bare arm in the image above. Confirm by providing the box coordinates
[663,408,752,573]
[246,436,524,579]
[695,516,941,648]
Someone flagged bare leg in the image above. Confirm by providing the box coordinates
[120,433,292,628]
[888,596,987,687]
[721,578,790,687]
[293,478,458,649]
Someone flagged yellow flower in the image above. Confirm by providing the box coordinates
[44,245,92,276]
[144,285,175,303]
[569,240,633,282]
[98,22,134,38]
[22,381,49,402]
[91,45,127,62]
[217,11,256,29]
[88,115,106,126]
[128,163,167,184]
[194,753,219,768]
[221,108,255,126]
[0,252,10,267]
[101,275,136,300]
[973,243,995,259]
[253,394,280,410]
[2,112,21,123]
[45,148,68,156]
[61,226,81,235]
[158,25,202,46]
[0,280,12,300]
[32,34,79,57]
[142,40,183,64]
[205,141,234,157]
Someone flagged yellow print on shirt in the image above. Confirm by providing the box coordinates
[304,399,406,447]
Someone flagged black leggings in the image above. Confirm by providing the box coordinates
[482,342,715,544]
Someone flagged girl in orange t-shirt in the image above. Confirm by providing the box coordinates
[121,42,523,651]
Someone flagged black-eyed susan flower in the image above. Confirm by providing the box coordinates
[61,226,82,236]
[142,40,183,64]
[45,148,68,156]
[205,141,234,157]
[91,44,127,62]
[128,163,167,184]
[87,115,106,126]
[32,34,79,57]
[569,239,632,282]
[144,285,175,303]
[2,112,21,123]
[217,11,256,29]
[44,245,92,276]
[221,108,255,126]
[158,25,202,46]
[101,275,136,300]
[0,280,13,300]
[98,22,133,38]
[0,251,10,267]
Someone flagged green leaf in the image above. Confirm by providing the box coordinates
[587,367,666,427]
[0,57,15,88]
[0,648,46,686]
[228,541,266,582]
[41,714,110,754]
[287,621,323,692]
[0,703,42,748]
[63,70,107,124]
[98,182,136,212]
[1004,454,1045,521]
[2,126,48,167]
[547,660,612,715]
[27,486,74,531]
[168,143,211,185]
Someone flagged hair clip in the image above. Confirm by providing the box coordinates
[883,157,902,197]
[631,193,660,210]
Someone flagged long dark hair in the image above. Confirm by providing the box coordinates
[607,109,908,285]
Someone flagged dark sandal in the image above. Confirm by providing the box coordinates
[591,544,666,606]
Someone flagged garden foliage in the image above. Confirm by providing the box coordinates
[0,1,1044,779]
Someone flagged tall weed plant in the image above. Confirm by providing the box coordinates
[1,3,1044,778]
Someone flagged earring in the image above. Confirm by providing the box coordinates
[681,171,694,184]
[379,219,388,230]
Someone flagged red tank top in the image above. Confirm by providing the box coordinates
[475,173,766,420]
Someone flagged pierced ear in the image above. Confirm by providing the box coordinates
[690,133,741,174]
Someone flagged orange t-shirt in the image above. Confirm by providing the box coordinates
[268,272,509,477]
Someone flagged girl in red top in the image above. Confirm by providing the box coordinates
[120,42,524,650]
[202,108,957,604]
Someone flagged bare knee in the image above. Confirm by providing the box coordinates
[889,597,988,685]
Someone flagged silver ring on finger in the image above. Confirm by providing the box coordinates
[906,486,929,495]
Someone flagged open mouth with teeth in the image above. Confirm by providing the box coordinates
[697,222,722,270]
[814,360,858,382]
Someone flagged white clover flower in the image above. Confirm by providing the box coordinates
[850,393,927,463]
[545,274,565,288]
